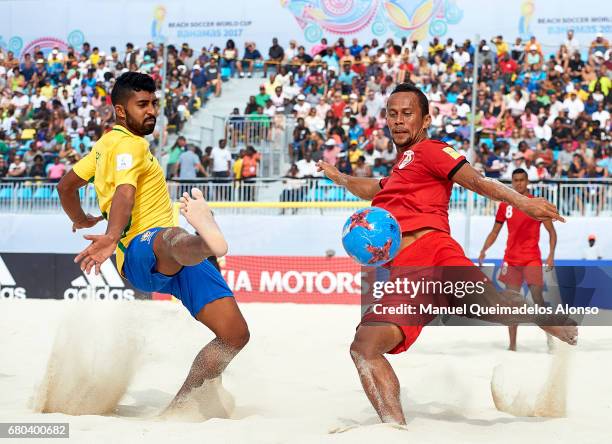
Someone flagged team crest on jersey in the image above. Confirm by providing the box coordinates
[398,150,414,169]
[140,230,154,243]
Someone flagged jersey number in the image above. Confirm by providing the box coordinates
[505,205,513,219]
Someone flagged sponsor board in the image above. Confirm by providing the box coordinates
[2,253,611,308]
[0,253,144,301]
[153,256,362,304]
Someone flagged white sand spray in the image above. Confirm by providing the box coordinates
[31,302,142,415]
[491,340,572,417]
[160,376,235,422]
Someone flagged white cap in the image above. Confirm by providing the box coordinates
[596,32,603,38]
[325,138,336,146]
[193,64,201,70]
[530,44,538,50]
[36,58,44,64]
[51,49,58,54]
[297,94,306,100]
[99,51,106,57]
[349,93,358,99]
[554,65,564,73]
[482,45,490,51]
[594,51,604,58]
[535,158,545,165]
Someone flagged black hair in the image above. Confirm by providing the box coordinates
[512,168,528,178]
[389,82,429,117]
[110,72,156,107]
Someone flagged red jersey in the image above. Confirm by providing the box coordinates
[495,196,542,263]
[500,59,518,74]
[372,139,467,234]
[331,100,347,119]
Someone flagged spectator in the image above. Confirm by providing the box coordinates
[166,136,186,177]
[241,42,263,78]
[255,84,271,108]
[7,154,26,177]
[322,138,340,166]
[29,155,45,177]
[47,156,66,180]
[264,37,284,77]
[534,116,552,141]
[221,39,240,78]
[563,91,584,120]
[592,102,610,128]
[353,155,372,177]
[178,144,206,179]
[0,156,7,177]
[484,145,503,178]
[293,93,311,119]
[205,57,222,97]
[534,158,550,180]
[568,153,586,178]
[241,145,260,180]
[520,107,538,129]
[295,150,321,178]
[211,139,232,179]
[289,117,310,162]
[589,32,609,56]
[582,234,602,260]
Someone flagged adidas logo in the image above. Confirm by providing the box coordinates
[64,259,134,301]
[0,255,26,299]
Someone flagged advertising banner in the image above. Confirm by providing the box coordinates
[1,253,610,311]
[0,253,144,301]
[0,1,607,60]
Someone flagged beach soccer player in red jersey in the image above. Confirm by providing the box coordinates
[479,167,558,351]
[317,83,578,425]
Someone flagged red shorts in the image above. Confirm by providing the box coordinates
[361,230,475,355]
[498,258,543,288]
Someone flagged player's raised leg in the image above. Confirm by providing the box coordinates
[153,188,249,407]
[350,324,407,424]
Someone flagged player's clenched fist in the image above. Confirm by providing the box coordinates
[317,160,342,184]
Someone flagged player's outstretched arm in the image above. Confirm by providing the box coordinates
[451,163,565,222]
[478,221,503,266]
[74,184,135,275]
[317,160,381,200]
[58,170,104,231]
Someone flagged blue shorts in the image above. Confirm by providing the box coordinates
[122,227,234,318]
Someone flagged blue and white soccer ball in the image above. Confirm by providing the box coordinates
[341,207,401,266]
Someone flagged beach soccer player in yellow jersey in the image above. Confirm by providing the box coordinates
[57,72,249,409]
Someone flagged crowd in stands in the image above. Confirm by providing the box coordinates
[222,31,610,181]
[0,40,225,180]
[1,31,610,187]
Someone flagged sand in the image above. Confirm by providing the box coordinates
[0,300,610,444]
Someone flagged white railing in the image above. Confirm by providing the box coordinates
[1,179,611,216]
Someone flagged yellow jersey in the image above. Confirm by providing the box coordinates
[72,125,174,272]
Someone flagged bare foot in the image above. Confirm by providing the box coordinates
[508,344,517,352]
[179,188,227,257]
[541,325,578,346]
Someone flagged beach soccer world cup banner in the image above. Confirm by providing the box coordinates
[0,0,608,59]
